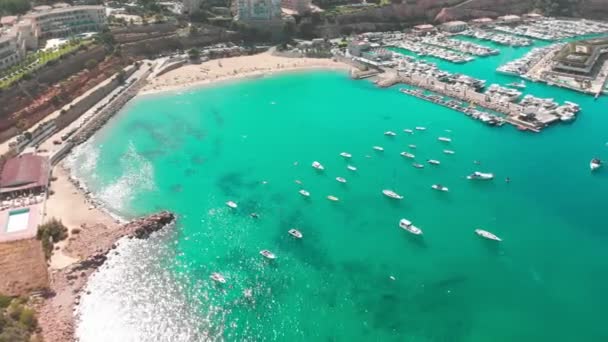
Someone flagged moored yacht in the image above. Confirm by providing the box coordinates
[327,195,339,201]
[400,152,415,159]
[226,201,238,208]
[399,219,423,235]
[382,189,403,199]
[428,159,440,165]
[288,229,303,239]
[507,80,526,89]
[415,126,427,131]
[404,129,414,134]
[312,161,324,170]
[475,229,502,241]
[210,272,227,283]
[260,250,277,259]
[408,144,417,149]
[340,152,352,158]
[373,146,384,151]
[431,184,449,192]
[299,189,310,197]
[413,163,425,169]
[347,165,357,171]
[384,131,397,136]
[443,149,455,155]
[438,137,452,143]
[590,158,602,171]
[467,171,494,180]
[336,177,347,183]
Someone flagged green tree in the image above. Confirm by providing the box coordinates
[0,0,30,15]
[187,48,201,60]
[85,59,98,70]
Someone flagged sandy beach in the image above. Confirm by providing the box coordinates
[141,51,351,95]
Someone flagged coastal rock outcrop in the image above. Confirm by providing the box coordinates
[37,211,176,342]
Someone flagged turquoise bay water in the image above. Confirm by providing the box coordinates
[71,42,608,341]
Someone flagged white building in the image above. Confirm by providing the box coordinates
[23,5,106,43]
[498,15,521,23]
[236,0,282,22]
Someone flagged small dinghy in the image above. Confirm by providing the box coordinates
[590,158,602,171]
[475,229,501,242]
[260,250,276,259]
[382,189,403,200]
[408,144,417,149]
[226,201,238,208]
[312,161,324,170]
[431,184,449,192]
[399,219,423,235]
[210,272,226,283]
[288,229,303,239]
[299,189,310,197]
[336,177,347,183]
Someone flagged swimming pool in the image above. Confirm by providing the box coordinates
[5,208,31,233]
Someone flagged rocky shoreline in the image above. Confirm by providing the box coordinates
[37,211,176,342]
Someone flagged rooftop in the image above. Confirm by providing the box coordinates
[0,154,49,193]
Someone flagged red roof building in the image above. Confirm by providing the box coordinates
[0,154,49,195]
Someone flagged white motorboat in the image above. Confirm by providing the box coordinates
[507,80,526,89]
[294,180,302,184]
[399,219,423,235]
[327,195,339,201]
[299,189,310,197]
[210,272,227,283]
[431,184,449,192]
[347,165,357,171]
[404,129,414,134]
[443,149,455,155]
[413,163,424,169]
[312,161,325,170]
[428,159,440,165]
[415,126,427,131]
[382,189,403,200]
[373,146,384,151]
[340,152,352,158]
[475,229,502,241]
[384,131,397,136]
[400,152,415,159]
[467,172,494,180]
[260,250,276,259]
[590,158,602,171]
[336,177,347,183]
[226,201,238,208]
[438,137,452,143]
[288,229,303,239]
[408,144,417,149]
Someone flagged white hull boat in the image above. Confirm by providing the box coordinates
[327,195,339,201]
[400,152,415,159]
[438,137,452,143]
[299,189,310,197]
[467,172,494,180]
[384,131,397,136]
[340,152,352,158]
[431,184,449,192]
[288,229,303,239]
[226,201,238,208]
[428,159,440,165]
[408,144,417,149]
[347,165,357,171]
[336,177,347,183]
[590,158,601,171]
[260,250,276,259]
[382,189,403,200]
[413,163,424,169]
[475,229,502,241]
[312,161,325,170]
[404,129,414,134]
[443,150,455,155]
[415,127,427,131]
[399,219,423,235]
[373,146,384,151]
[210,272,227,283]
